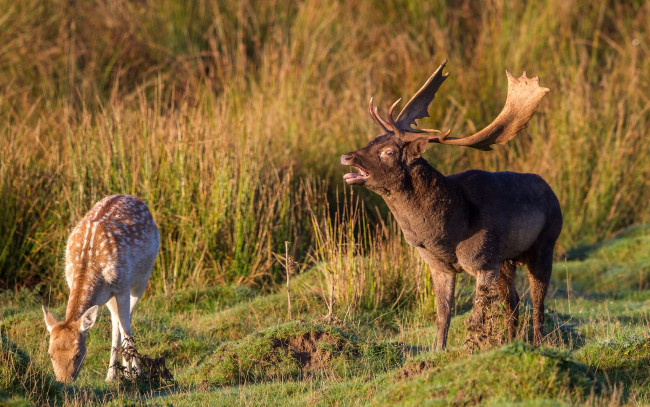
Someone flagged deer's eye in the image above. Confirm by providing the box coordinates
[380,149,395,158]
[74,353,81,361]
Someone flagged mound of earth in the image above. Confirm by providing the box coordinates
[198,320,402,385]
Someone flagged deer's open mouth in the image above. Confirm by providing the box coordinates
[343,166,369,184]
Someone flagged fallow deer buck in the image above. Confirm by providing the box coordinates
[42,195,160,382]
[341,60,562,350]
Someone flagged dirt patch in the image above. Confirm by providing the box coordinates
[197,380,211,392]
[394,360,436,380]
[271,330,344,372]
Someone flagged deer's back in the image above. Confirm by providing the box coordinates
[64,195,159,290]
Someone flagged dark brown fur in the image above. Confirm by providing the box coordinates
[341,135,562,349]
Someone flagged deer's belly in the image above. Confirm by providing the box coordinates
[501,211,546,259]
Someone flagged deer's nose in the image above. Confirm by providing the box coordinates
[340,154,354,165]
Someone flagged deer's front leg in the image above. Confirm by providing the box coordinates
[431,271,456,350]
[115,294,139,377]
[105,298,121,381]
[466,268,500,351]
[474,269,499,313]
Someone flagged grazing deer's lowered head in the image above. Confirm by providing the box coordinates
[43,304,99,382]
[42,195,160,382]
[342,60,562,350]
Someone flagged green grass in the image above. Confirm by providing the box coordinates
[374,343,600,406]
[1,227,649,405]
[560,225,650,293]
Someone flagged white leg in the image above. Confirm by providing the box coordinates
[127,289,145,375]
[105,298,121,381]
[114,293,136,377]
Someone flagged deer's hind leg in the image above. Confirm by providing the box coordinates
[497,260,519,340]
[526,247,553,346]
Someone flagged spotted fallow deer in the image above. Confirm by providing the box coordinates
[341,60,562,350]
[42,195,160,382]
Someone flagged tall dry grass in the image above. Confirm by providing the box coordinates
[1,0,649,309]
[310,187,432,311]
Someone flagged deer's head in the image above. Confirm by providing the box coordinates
[42,305,98,382]
[341,60,549,193]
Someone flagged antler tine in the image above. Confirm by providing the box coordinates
[373,106,391,131]
[368,97,390,133]
[388,99,404,138]
[368,60,449,138]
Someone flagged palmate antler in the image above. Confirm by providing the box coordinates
[370,60,550,151]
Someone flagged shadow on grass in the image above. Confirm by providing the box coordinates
[0,330,62,404]
[512,303,587,350]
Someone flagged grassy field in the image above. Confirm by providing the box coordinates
[1,0,649,405]
[1,226,649,405]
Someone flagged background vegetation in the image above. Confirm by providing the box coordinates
[1,0,648,299]
[0,0,649,404]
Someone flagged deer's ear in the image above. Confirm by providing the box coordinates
[78,305,99,334]
[42,305,59,333]
[405,137,429,163]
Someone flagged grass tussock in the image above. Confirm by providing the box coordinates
[0,330,61,405]
[310,189,434,312]
[376,342,604,406]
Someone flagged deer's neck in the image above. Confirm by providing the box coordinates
[384,160,461,209]
[383,160,469,250]
[64,266,101,322]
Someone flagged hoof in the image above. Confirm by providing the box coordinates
[106,365,119,381]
